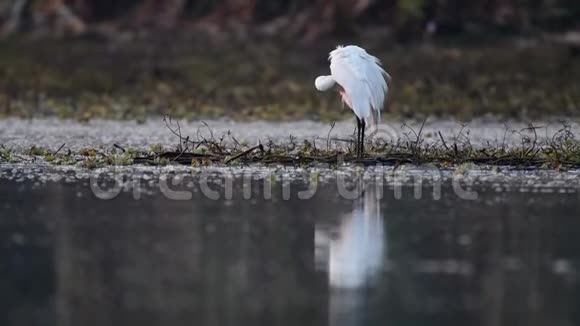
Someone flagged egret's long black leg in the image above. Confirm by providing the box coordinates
[361,120,365,158]
[355,117,361,156]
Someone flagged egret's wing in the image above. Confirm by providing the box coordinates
[329,46,389,125]
[330,57,369,121]
[364,51,389,124]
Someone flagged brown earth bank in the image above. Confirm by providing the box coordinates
[0,36,579,122]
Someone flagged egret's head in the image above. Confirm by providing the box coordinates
[315,76,335,91]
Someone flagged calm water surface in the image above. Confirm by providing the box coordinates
[1,175,579,326]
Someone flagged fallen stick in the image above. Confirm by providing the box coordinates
[53,143,66,155]
[113,144,126,152]
[224,144,262,164]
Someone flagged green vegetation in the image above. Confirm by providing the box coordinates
[0,145,14,162]
[0,39,578,121]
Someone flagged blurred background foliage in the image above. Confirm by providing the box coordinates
[1,0,579,41]
[0,0,579,121]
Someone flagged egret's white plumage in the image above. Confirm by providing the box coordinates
[315,45,391,126]
[327,190,384,288]
[314,187,385,289]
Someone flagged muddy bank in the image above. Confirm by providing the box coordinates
[1,117,580,169]
[1,117,579,152]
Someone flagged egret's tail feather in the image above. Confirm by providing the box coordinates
[368,109,380,128]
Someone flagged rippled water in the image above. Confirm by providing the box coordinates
[1,172,580,326]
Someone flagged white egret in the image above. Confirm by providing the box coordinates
[315,45,391,157]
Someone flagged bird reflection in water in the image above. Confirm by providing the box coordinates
[315,187,386,326]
